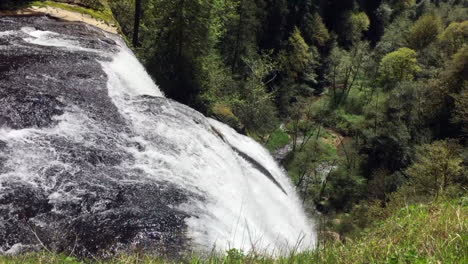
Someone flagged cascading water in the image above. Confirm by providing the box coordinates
[0,16,315,256]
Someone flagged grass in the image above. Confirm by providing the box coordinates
[0,0,117,28]
[29,1,117,26]
[314,198,467,264]
[2,198,465,264]
[266,129,290,151]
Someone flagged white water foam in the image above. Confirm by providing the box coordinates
[21,27,99,53]
[100,40,316,254]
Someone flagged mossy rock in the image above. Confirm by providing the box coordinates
[0,0,108,11]
[211,103,243,132]
[49,0,107,11]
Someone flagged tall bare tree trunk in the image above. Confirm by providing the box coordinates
[232,0,245,72]
[133,0,142,47]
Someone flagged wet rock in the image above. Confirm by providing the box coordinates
[0,16,193,257]
[0,87,64,129]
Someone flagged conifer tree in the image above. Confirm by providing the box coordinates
[221,0,265,73]
[145,0,216,106]
[301,12,330,47]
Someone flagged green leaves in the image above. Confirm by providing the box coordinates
[407,14,443,50]
[302,12,330,47]
[278,27,316,81]
[348,12,370,43]
[438,21,468,56]
[379,47,420,87]
[405,140,464,198]
[229,54,279,138]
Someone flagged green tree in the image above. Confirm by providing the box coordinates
[391,0,416,11]
[438,21,468,56]
[379,47,420,88]
[425,46,468,138]
[375,13,412,57]
[407,14,443,50]
[320,165,366,211]
[453,86,468,136]
[109,0,137,40]
[221,0,265,73]
[406,140,464,199]
[198,52,237,120]
[144,0,219,107]
[301,12,331,47]
[442,46,468,94]
[328,41,370,107]
[345,12,370,44]
[257,0,288,51]
[287,138,337,205]
[279,27,316,81]
[231,54,279,140]
[276,27,319,115]
[287,97,319,152]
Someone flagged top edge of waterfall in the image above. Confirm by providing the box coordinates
[0,4,119,34]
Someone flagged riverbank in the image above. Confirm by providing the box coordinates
[0,1,118,34]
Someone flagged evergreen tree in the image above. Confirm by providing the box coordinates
[345,12,370,45]
[145,0,216,107]
[301,12,330,48]
[258,0,289,51]
[279,27,316,81]
[277,28,319,115]
[232,54,279,139]
[321,0,356,47]
[221,0,265,74]
[361,0,385,45]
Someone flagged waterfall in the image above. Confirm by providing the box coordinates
[0,16,315,256]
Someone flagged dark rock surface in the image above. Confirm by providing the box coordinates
[0,16,192,257]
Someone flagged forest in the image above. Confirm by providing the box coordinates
[0,0,467,263]
[110,0,468,227]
